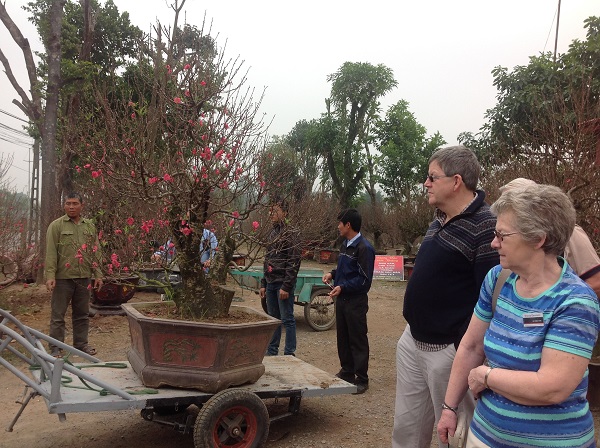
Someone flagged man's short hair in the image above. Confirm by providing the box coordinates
[64,192,84,203]
[337,208,361,232]
[429,145,480,191]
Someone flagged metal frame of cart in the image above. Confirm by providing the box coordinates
[229,267,336,331]
[0,309,355,448]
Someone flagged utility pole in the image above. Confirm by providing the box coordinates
[27,138,40,247]
[553,0,562,63]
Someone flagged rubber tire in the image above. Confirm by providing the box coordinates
[304,286,336,331]
[193,389,269,448]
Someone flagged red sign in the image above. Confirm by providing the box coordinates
[373,255,404,281]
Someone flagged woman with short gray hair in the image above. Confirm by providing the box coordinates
[492,184,575,255]
[438,183,599,447]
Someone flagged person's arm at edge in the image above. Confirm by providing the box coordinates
[581,267,600,298]
[565,226,600,296]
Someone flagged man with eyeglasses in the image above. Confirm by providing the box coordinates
[500,178,600,302]
[392,146,499,448]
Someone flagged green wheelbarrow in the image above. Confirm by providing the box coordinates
[229,267,335,331]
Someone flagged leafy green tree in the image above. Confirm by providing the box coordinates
[285,119,322,193]
[320,62,397,208]
[262,137,309,202]
[376,100,445,204]
[461,16,600,242]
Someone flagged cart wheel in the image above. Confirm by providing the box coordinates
[193,389,269,448]
[260,296,268,314]
[304,286,336,331]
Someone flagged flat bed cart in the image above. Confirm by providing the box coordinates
[229,267,335,331]
[0,309,355,448]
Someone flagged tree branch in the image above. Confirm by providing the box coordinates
[0,3,43,126]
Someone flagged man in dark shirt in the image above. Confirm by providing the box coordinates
[323,208,375,395]
[392,146,499,447]
[260,200,301,356]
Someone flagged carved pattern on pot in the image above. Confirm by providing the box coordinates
[163,338,202,363]
[224,338,257,367]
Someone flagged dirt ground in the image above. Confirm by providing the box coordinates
[1,259,599,448]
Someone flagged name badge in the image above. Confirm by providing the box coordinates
[523,312,544,327]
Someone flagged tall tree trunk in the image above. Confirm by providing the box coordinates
[38,0,65,283]
[59,0,95,197]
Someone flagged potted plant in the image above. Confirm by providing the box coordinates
[69,1,288,392]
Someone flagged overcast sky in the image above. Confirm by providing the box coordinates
[0,0,598,192]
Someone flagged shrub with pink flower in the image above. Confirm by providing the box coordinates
[70,19,283,319]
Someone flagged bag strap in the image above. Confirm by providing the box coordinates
[492,268,511,314]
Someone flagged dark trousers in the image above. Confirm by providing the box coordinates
[49,278,91,349]
[336,292,369,385]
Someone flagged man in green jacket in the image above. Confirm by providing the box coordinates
[45,192,103,357]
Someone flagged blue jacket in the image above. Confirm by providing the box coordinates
[331,234,375,296]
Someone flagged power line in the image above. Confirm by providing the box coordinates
[0,122,32,138]
[0,108,28,123]
[7,163,29,174]
[543,6,558,53]
[0,135,32,148]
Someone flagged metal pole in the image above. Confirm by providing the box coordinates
[553,0,562,63]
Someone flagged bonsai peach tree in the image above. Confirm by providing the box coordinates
[70,3,277,319]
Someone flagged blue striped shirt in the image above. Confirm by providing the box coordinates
[472,262,600,447]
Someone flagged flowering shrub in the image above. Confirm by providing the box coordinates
[68,13,276,318]
[0,155,35,285]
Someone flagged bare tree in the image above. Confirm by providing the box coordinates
[0,1,65,282]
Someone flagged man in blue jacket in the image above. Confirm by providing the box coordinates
[323,208,375,395]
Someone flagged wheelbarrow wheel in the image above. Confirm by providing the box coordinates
[193,389,269,448]
[304,286,336,331]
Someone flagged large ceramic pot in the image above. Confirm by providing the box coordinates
[121,301,280,393]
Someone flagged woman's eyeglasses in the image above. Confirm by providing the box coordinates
[493,230,518,242]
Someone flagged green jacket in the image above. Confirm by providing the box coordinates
[45,214,103,280]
